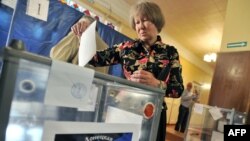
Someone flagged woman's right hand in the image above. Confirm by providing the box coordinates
[71,19,92,38]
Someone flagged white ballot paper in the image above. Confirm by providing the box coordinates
[78,21,97,67]
[42,121,140,141]
[78,20,109,66]
[209,107,223,120]
[44,60,96,111]
[105,106,143,129]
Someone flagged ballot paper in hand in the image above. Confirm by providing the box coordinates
[78,21,97,67]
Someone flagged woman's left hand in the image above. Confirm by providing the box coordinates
[131,70,160,88]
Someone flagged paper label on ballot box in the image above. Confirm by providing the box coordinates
[44,60,96,111]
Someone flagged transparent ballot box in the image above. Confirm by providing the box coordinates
[0,47,165,141]
[184,103,247,141]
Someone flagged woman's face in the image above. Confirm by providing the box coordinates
[134,15,159,45]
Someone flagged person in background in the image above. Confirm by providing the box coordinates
[51,1,184,140]
[175,82,199,133]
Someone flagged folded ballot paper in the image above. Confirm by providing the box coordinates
[78,21,108,67]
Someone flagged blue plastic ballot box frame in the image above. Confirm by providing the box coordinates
[0,47,165,141]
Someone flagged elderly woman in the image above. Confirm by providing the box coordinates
[51,1,184,141]
[88,1,183,94]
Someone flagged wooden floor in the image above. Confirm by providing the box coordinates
[165,124,185,141]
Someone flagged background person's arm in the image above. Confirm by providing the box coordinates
[50,31,79,64]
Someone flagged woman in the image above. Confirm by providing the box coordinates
[52,1,184,140]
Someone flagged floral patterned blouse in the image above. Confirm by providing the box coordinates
[89,36,184,98]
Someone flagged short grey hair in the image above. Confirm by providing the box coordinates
[130,1,165,33]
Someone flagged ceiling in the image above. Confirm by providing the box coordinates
[123,0,228,68]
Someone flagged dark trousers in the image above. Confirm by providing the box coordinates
[175,104,189,133]
[156,108,166,141]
